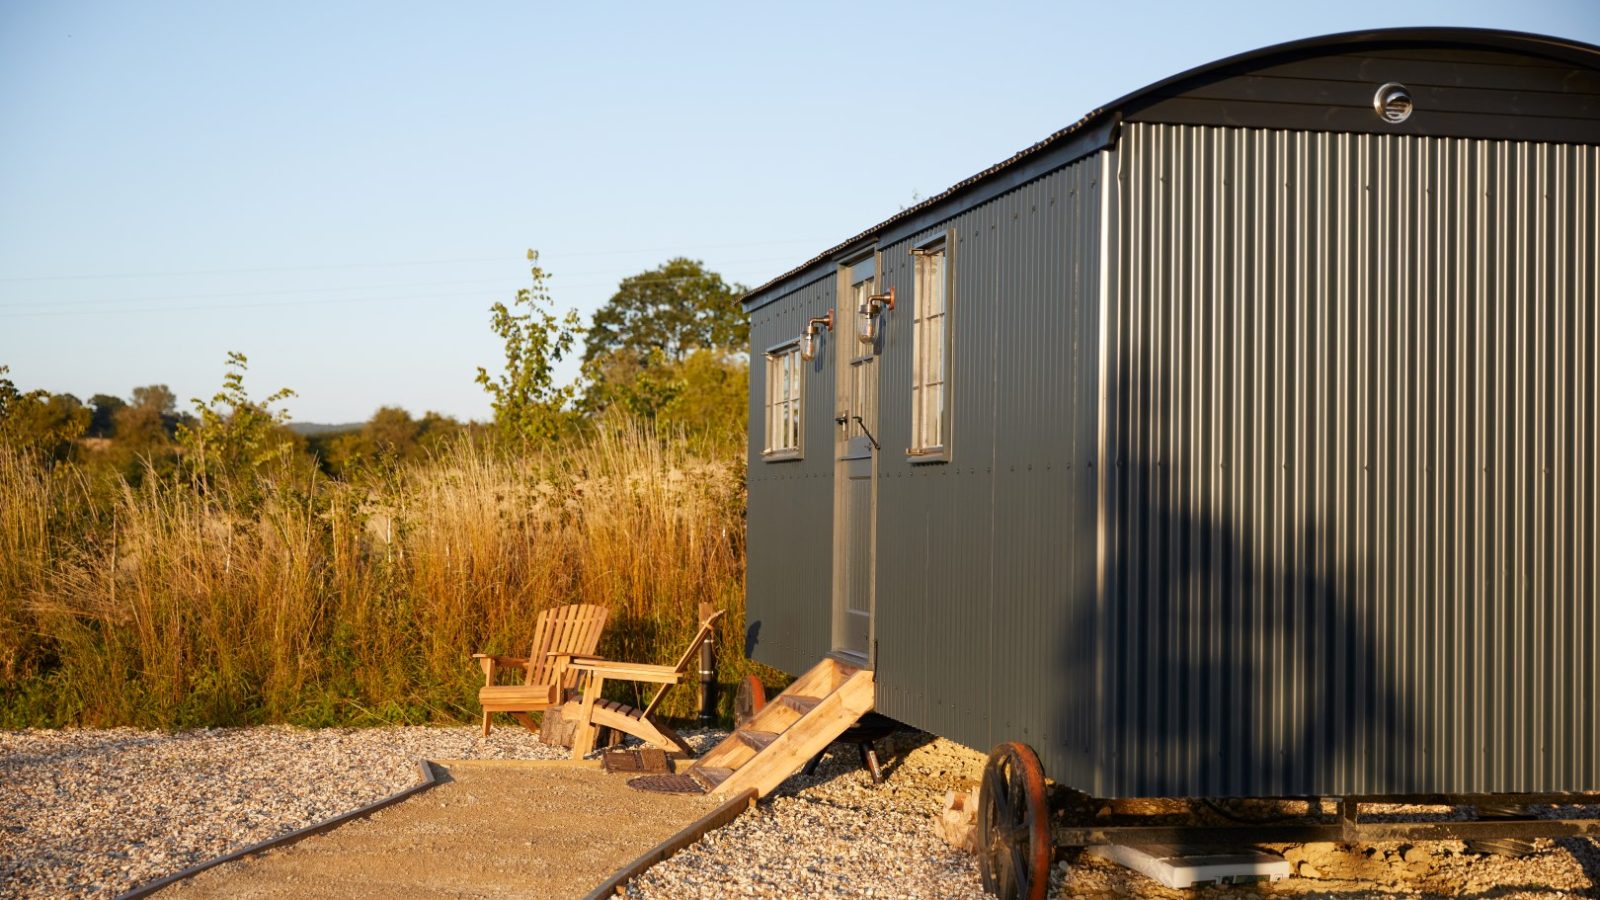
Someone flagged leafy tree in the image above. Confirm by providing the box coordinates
[313,407,468,476]
[578,259,750,440]
[579,348,747,450]
[582,257,747,365]
[178,352,297,487]
[363,405,420,457]
[579,348,682,421]
[87,394,126,438]
[655,349,747,448]
[476,250,582,447]
[114,385,182,445]
[0,366,89,462]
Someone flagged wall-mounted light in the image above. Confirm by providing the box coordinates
[1373,82,1413,123]
[800,308,833,361]
[857,287,895,344]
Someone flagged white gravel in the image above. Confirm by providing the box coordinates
[0,725,565,898]
[6,725,1597,900]
[624,733,990,900]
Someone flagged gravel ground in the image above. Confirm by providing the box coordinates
[629,732,1600,900]
[626,732,989,899]
[5,725,1599,899]
[158,761,717,899]
[0,725,566,898]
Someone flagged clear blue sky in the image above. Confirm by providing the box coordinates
[3,1,1595,423]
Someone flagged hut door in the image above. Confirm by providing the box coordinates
[833,257,879,662]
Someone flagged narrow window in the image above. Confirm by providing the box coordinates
[910,239,949,459]
[763,341,803,460]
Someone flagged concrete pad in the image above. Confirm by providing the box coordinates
[1088,843,1291,889]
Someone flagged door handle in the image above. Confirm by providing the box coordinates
[853,416,881,451]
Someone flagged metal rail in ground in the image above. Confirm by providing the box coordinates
[118,760,440,899]
[583,788,759,900]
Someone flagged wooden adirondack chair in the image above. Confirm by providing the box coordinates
[473,603,608,737]
[568,609,725,758]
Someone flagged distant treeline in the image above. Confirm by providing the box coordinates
[0,367,481,482]
[0,255,751,483]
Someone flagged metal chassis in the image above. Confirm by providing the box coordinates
[1051,791,1600,847]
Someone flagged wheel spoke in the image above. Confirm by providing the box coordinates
[987,768,1013,824]
[1007,766,1025,823]
[1010,844,1031,897]
[997,846,1016,899]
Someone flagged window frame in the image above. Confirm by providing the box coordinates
[761,337,805,461]
[908,232,953,463]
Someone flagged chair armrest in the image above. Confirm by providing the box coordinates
[567,660,682,683]
[545,652,606,662]
[472,654,530,668]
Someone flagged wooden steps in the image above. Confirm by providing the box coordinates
[779,695,821,715]
[736,730,779,751]
[690,767,734,791]
[679,657,875,800]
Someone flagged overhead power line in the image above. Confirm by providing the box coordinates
[0,270,771,320]
[0,289,492,319]
[0,276,512,311]
[0,257,793,314]
[0,238,828,284]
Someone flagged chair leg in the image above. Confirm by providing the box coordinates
[570,674,603,758]
[482,709,492,737]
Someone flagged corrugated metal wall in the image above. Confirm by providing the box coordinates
[1099,122,1600,796]
[746,276,837,676]
[870,155,1104,779]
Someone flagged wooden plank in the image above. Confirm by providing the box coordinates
[528,606,557,687]
[1128,95,1600,143]
[779,695,822,715]
[1172,75,1599,118]
[580,789,757,900]
[1245,52,1600,93]
[691,767,734,791]
[588,703,694,756]
[479,685,559,708]
[736,730,779,752]
[600,749,672,774]
[571,662,682,681]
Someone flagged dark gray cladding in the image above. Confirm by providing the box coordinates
[1096,123,1599,797]
[742,30,1600,799]
[745,275,836,676]
[871,157,1105,766]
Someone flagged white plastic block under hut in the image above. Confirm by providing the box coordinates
[1087,844,1292,889]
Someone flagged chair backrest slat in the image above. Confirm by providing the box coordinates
[524,603,608,688]
[669,609,724,675]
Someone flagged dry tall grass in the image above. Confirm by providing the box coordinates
[0,421,752,728]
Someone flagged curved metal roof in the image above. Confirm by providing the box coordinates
[741,27,1600,309]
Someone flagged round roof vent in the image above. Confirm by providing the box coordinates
[1374,82,1414,123]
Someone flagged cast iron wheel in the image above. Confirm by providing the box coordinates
[734,674,767,728]
[977,742,1051,900]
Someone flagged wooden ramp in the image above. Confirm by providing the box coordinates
[644,658,874,800]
